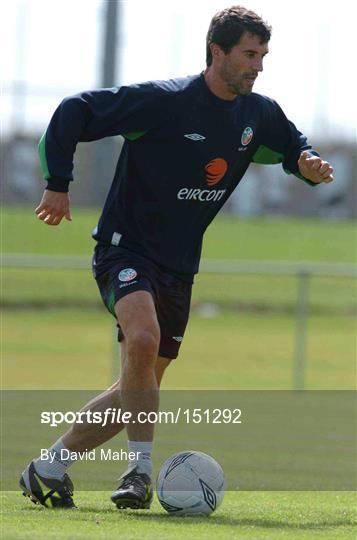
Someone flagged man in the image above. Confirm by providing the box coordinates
[20,6,333,510]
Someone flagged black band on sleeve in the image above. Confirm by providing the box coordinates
[46,177,70,192]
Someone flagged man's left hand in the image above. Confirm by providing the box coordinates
[298,151,333,184]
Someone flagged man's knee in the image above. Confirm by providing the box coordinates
[126,328,160,361]
[114,291,160,363]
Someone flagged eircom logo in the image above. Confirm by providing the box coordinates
[177,157,227,202]
[204,158,228,186]
[177,188,226,202]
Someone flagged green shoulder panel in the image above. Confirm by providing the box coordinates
[253,144,316,185]
[252,144,284,165]
[122,130,148,141]
[38,131,51,180]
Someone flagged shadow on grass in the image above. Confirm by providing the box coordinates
[23,504,350,531]
[123,512,355,530]
[17,494,355,531]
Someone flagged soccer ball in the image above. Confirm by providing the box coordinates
[156,451,225,516]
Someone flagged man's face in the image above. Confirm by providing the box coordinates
[214,32,269,96]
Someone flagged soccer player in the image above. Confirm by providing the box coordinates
[20,5,333,509]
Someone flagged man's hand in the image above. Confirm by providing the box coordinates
[35,190,72,226]
[298,152,334,184]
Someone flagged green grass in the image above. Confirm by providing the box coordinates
[203,216,357,263]
[3,209,355,392]
[3,310,355,390]
[3,207,356,314]
[3,268,356,314]
[2,207,356,538]
[2,491,356,539]
[2,206,356,261]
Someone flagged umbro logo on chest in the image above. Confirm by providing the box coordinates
[184,133,206,141]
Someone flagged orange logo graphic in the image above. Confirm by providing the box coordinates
[205,158,228,187]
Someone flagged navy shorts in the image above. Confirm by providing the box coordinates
[92,244,193,359]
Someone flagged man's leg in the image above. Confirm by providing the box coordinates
[20,287,170,508]
[19,351,170,508]
[115,291,160,443]
[62,343,170,452]
[109,290,165,508]
[63,288,163,452]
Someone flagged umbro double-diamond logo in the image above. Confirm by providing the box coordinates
[184,133,206,141]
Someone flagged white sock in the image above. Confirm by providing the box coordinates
[127,440,153,477]
[34,438,76,479]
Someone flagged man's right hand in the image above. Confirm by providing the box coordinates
[35,190,72,226]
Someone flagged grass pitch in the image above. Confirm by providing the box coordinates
[3,309,356,390]
[2,206,356,261]
[2,491,356,540]
[2,208,356,538]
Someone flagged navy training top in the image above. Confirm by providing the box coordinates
[39,73,318,277]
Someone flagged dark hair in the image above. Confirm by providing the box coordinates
[206,5,271,66]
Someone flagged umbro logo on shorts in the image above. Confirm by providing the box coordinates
[172,336,183,342]
[184,133,206,141]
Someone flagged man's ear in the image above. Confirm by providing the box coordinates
[210,42,223,60]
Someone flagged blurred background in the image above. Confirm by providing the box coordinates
[1,0,356,391]
[1,0,356,213]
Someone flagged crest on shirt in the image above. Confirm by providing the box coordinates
[241,127,253,146]
[118,268,137,282]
